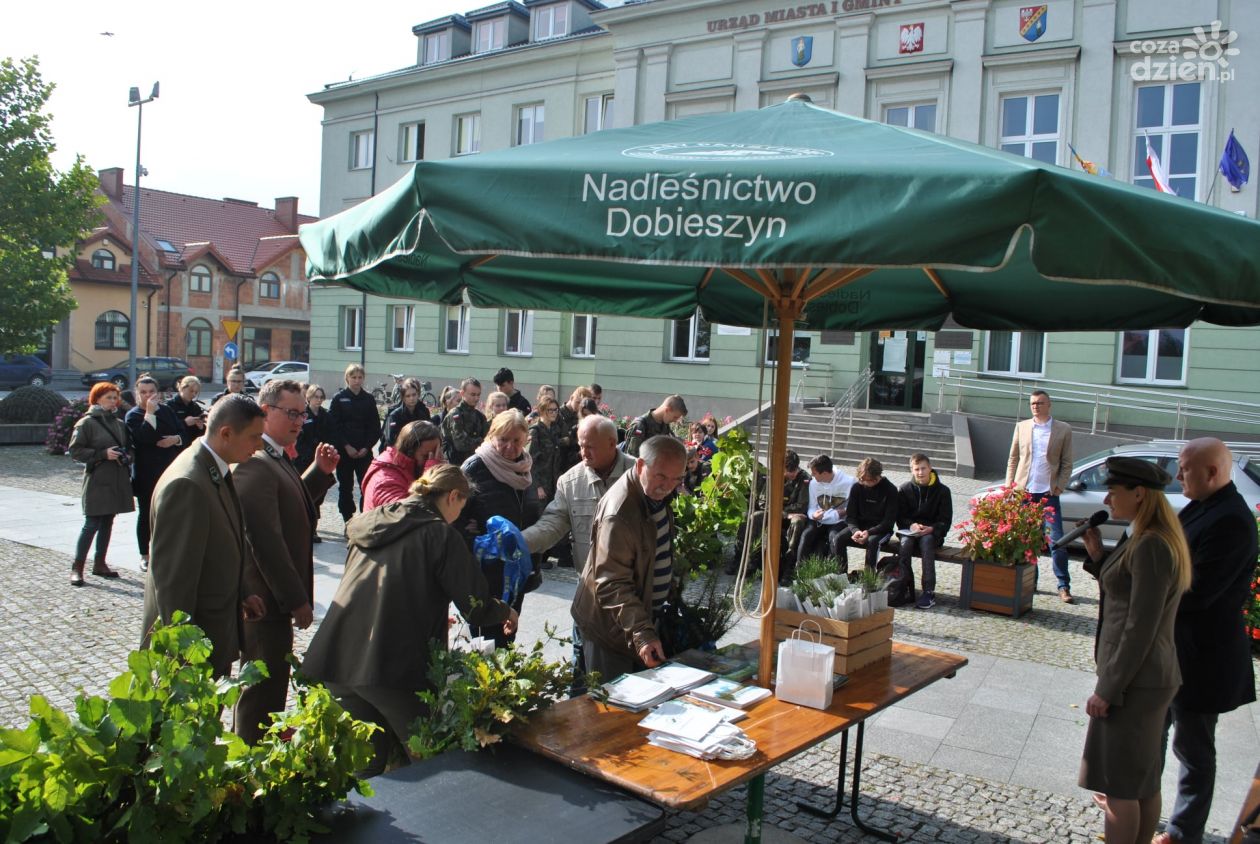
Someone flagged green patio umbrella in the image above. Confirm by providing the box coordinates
[300,99,1260,691]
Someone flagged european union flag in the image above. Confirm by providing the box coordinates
[1219,129,1250,192]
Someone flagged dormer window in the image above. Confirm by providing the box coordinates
[474,18,506,53]
[534,3,568,40]
[423,31,450,64]
[91,248,116,270]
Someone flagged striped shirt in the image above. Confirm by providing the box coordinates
[648,498,673,615]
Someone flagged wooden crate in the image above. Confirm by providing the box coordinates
[772,608,894,674]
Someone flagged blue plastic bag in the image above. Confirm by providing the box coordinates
[472,515,533,602]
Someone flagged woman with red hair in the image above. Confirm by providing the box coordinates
[66,382,135,585]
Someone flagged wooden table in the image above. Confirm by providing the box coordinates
[514,641,967,842]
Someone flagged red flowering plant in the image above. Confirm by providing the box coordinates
[956,485,1055,566]
[1247,505,1260,643]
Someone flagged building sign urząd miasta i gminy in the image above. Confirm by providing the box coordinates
[707,0,902,33]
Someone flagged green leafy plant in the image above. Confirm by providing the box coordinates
[1248,508,1260,647]
[658,565,755,653]
[956,485,1054,566]
[0,615,375,844]
[857,565,883,595]
[671,428,762,573]
[408,628,572,760]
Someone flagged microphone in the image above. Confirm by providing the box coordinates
[1052,510,1109,550]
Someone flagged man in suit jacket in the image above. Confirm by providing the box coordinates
[1154,438,1258,844]
[233,379,338,743]
[1006,390,1076,602]
[141,396,268,677]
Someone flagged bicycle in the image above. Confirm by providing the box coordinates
[419,380,437,410]
[371,373,406,407]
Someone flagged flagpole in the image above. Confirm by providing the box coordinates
[1205,170,1218,205]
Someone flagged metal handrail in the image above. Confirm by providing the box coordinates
[936,372,1260,438]
[791,360,833,404]
[829,366,874,455]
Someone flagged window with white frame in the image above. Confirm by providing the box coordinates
[533,3,568,40]
[583,94,614,133]
[423,31,450,64]
[1133,82,1201,199]
[259,272,280,300]
[342,305,364,351]
[985,331,1045,376]
[572,314,597,357]
[400,122,425,162]
[444,304,470,353]
[764,330,811,366]
[1118,328,1187,385]
[474,18,506,53]
[455,113,481,155]
[999,93,1060,164]
[189,265,212,293]
[91,249,115,270]
[515,104,544,146]
[350,130,375,170]
[884,102,937,132]
[670,310,710,362]
[390,304,415,351]
[503,309,534,356]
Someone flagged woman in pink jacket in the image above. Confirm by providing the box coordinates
[362,421,442,511]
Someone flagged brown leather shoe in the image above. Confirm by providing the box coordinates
[70,559,86,587]
[1058,587,1074,604]
[91,561,121,579]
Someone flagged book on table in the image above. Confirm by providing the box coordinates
[688,677,773,709]
[636,662,715,692]
[600,673,677,712]
[670,643,759,682]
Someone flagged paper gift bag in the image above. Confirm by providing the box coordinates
[775,622,835,710]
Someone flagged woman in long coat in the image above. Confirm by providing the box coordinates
[1079,456,1192,844]
[301,464,515,776]
[126,376,184,571]
[67,382,134,585]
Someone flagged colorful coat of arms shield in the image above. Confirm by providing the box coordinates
[791,36,813,67]
[1020,5,1048,42]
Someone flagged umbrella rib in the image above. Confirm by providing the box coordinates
[469,255,497,269]
[791,267,814,301]
[924,267,952,300]
[721,267,776,299]
[699,267,716,291]
[803,267,875,301]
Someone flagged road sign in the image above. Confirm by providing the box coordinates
[224,342,239,361]
[221,319,241,341]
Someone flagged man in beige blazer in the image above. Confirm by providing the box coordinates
[232,379,338,743]
[1006,389,1076,602]
[141,395,267,677]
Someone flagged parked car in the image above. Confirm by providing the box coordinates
[972,441,1260,549]
[0,354,53,388]
[244,360,309,390]
[80,357,194,390]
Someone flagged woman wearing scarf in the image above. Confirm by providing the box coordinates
[461,409,534,647]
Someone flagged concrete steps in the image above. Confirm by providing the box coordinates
[746,407,959,473]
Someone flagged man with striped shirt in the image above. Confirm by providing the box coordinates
[571,436,688,679]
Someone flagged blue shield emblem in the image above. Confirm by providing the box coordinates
[1019,5,1047,42]
[791,36,813,68]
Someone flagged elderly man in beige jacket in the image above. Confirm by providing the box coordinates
[523,414,634,693]
[1006,389,1075,602]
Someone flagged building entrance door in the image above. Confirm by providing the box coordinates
[868,331,925,411]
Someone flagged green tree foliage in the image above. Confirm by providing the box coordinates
[0,56,102,353]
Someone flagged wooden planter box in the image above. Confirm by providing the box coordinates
[959,559,1036,618]
[772,608,893,674]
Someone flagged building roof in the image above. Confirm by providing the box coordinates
[464,1,529,22]
[413,13,471,34]
[106,180,317,279]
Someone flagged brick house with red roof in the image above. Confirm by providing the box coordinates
[53,168,316,382]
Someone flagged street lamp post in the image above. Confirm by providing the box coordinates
[127,82,159,391]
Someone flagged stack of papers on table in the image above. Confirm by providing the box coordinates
[672,644,759,682]
[601,673,677,712]
[688,678,772,709]
[639,700,756,760]
[637,662,715,692]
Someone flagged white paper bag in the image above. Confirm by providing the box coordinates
[775,622,835,710]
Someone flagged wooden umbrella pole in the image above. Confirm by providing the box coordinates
[756,297,799,688]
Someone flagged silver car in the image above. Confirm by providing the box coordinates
[974,441,1260,549]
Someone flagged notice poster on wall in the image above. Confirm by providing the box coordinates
[933,350,950,364]
[716,325,752,335]
[882,336,908,372]
[952,351,973,366]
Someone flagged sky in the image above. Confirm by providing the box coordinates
[1,0,473,217]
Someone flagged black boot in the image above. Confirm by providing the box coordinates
[70,559,86,587]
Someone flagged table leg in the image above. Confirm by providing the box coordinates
[744,773,765,844]
[796,728,848,818]
[848,722,897,842]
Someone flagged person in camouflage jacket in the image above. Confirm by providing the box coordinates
[624,394,687,457]
[441,378,489,465]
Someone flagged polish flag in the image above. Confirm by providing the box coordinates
[1145,136,1175,194]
